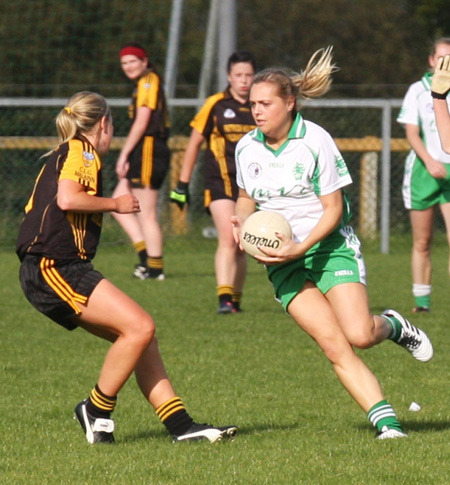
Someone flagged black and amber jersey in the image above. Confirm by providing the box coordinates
[128,69,170,139]
[191,88,255,198]
[16,137,103,262]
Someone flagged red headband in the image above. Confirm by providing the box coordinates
[119,46,147,59]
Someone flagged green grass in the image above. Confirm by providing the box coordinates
[2,240,450,484]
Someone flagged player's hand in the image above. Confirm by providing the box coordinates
[432,55,450,99]
[116,154,129,179]
[253,233,302,265]
[114,194,140,214]
[170,181,189,209]
[425,159,448,179]
[231,215,244,248]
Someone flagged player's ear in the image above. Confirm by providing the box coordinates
[100,116,109,133]
[287,95,295,112]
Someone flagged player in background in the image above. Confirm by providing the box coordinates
[113,43,170,280]
[232,48,433,439]
[16,91,237,444]
[397,38,450,313]
[432,54,450,153]
[170,51,256,314]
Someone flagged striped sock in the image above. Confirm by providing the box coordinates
[86,384,117,419]
[155,397,194,436]
[217,284,233,305]
[133,241,147,266]
[367,400,403,433]
[147,256,164,276]
[232,291,242,311]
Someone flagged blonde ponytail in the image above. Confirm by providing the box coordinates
[292,46,337,100]
[252,46,337,112]
[45,91,111,156]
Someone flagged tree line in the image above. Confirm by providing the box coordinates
[0,0,449,98]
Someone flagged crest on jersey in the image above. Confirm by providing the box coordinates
[224,108,236,119]
[335,156,349,176]
[83,151,95,167]
[248,162,262,179]
[293,163,305,180]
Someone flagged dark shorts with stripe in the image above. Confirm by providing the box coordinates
[127,136,170,189]
[204,174,239,207]
[19,255,104,331]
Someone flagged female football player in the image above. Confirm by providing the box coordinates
[397,38,450,313]
[170,51,256,313]
[16,91,237,444]
[114,43,170,280]
[232,48,433,439]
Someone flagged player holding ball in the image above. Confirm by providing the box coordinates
[232,47,433,439]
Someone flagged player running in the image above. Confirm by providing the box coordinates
[232,48,433,439]
[16,91,237,444]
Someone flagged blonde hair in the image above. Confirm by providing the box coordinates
[253,46,337,111]
[46,91,111,155]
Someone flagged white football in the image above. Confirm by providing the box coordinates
[241,210,292,257]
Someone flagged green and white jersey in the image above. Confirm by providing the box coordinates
[236,113,352,243]
[397,72,450,164]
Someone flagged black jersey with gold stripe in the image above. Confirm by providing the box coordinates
[191,88,255,197]
[16,137,103,262]
[128,69,170,139]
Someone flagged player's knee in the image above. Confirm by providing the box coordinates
[349,332,375,350]
[128,315,155,348]
[318,337,348,363]
[413,237,432,254]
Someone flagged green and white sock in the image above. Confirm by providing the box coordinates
[413,284,431,309]
[368,400,403,433]
[384,314,402,342]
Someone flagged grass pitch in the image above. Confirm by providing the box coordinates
[2,238,450,484]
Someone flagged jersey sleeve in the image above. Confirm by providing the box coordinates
[190,93,224,137]
[136,72,159,111]
[397,84,420,126]
[59,141,100,194]
[311,129,352,196]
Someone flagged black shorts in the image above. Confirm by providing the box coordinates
[127,136,170,189]
[204,175,239,207]
[19,255,104,330]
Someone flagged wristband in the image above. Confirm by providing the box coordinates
[431,90,448,100]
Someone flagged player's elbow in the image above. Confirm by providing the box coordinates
[57,192,75,211]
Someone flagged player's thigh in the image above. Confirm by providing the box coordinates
[112,178,132,198]
[288,281,352,357]
[209,199,236,244]
[439,202,450,241]
[410,208,434,244]
[75,278,155,339]
[325,282,375,346]
[132,187,159,218]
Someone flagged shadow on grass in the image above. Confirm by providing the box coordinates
[357,419,450,435]
[120,421,303,443]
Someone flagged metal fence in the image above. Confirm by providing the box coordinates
[0,97,437,252]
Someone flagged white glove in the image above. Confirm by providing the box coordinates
[431,55,450,99]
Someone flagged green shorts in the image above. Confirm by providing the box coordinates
[267,226,366,311]
[402,153,450,210]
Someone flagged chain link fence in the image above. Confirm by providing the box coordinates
[1,97,445,253]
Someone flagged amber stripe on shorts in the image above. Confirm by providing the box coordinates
[39,257,88,314]
[142,136,154,187]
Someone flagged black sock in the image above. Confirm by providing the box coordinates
[155,397,194,436]
[86,384,117,419]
